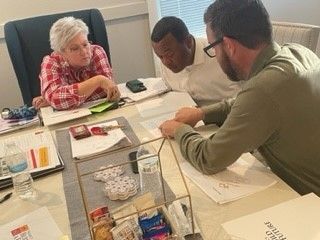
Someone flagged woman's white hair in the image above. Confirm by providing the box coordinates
[50,16,89,52]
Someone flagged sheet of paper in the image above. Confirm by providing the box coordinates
[180,153,277,204]
[118,77,169,101]
[40,98,108,126]
[135,91,197,118]
[0,207,63,240]
[41,106,91,126]
[0,116,39,135]
[222,193,320,240]
[140,112,176,137]
[0,130,62,180]
[140,113,205,138]
[70,120,131,159]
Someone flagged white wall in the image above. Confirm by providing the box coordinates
[1,0,320,109]
[0,0,155,109]
[262,0,320,55]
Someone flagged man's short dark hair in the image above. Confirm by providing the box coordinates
[204,0,272,49]
[151,16,190,43]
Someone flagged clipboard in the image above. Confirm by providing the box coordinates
[0,130,65,190]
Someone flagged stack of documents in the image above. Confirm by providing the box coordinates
[0,116,39,135]
[180,153,277,204]
[70,120,131,159]
[40,98,115,126]
[0,130,63,188]
[138,91,201,137]
[222,193,320,240]
[118,77,169,102]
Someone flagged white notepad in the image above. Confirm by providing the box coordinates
[70,120,131,159]
[40,98,108,126]
[222,193,320,240]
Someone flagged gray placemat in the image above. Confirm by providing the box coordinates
[56,117,176,240]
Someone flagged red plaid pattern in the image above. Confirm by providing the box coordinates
[40,45,113,110]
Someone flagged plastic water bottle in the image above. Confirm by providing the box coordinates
[4,142,35,199]
[136,139,162,202]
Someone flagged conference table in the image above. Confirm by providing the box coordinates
[0,92,299,240]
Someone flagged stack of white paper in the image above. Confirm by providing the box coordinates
[40,98,107,126]
[135,91,196,119]
[137,91,202,137]
[180,153,277,204]
[118,77,169,102]
[70,120,131,159]
[0,130,62,181]
[222,193,320,240]
[0,116,39,135]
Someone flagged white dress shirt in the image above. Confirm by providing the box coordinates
[160,37,241,106]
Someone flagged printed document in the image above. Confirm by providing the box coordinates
[118,77,169,102]
[180,153,277,204]
[0,207,63,240]
[70,120,131,159]
[136,91,196,118]
[140,112,175,137]
[222,193,320,240]
[40,98,108,126]
[0,130,62,181]
[137,91,199,137]
[0,116,39,135]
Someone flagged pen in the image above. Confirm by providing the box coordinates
[0,192,12,204]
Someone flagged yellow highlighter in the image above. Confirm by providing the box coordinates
[39,146,49,167]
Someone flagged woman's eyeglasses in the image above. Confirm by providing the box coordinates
[67,41,92,54]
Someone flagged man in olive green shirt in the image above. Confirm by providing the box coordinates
[160,0,320,195]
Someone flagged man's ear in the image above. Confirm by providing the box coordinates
[185,34,193,49]
[223,36,236,56]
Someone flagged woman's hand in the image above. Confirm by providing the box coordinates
[32,96,50,109]
[100,78,120,101]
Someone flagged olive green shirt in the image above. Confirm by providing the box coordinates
[175,42,320,195]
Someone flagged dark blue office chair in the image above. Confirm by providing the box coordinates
[4,9,111,106]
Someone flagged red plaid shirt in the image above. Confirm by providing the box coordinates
[40,45,113,110]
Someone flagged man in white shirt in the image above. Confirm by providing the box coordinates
[151,16,240,106]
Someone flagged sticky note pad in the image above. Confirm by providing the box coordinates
[39,147,49,167]
[89,101,115,113]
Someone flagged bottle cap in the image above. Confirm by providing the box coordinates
[1,109,10,119]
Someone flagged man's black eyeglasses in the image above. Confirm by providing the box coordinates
[203,38,223,58]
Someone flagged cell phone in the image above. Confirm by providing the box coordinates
[128,151,139,174]
[126,79,147,93]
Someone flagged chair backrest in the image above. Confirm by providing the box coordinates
[4,9,111,106]
[272,21,320,52]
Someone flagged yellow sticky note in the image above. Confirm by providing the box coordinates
[39,147,49,167]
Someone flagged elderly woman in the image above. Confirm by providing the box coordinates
[33,16,119,110]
